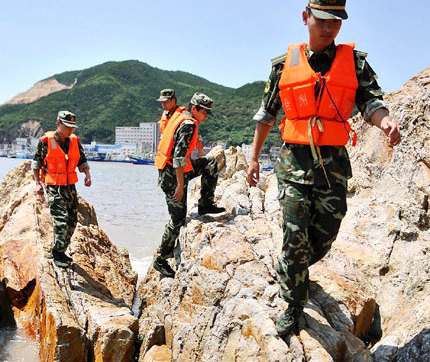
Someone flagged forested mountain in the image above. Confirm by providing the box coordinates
[0,60,281,149]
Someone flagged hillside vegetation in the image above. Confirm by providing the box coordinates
[0,60,281,150]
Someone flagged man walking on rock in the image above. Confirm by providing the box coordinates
[154,92,225,278]
[33,111,92,268]
[247,0,401,337]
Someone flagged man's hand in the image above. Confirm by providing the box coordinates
[370,108,401,148]
[173,185,184,202]
[84,174,92,187]
[34,181,44,200]
[380,118,401,147]
[247,159,260,187]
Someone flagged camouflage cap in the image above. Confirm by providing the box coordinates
[157,89,176,101]
[190,92,213,111]
[57,110,77,128]
[308,0,348,20]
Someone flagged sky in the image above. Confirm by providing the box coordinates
[1,0,429,105]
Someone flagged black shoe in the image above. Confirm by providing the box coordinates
[153,257,175,279]
[198,204,226,215]
[276,305,304,337]
[52,250,73,268]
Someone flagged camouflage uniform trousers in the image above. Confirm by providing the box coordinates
[275,178,347,306]
[46,184,78,253]
[158,156,218,260]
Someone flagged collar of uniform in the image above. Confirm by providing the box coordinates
[54,131,69,146]
[167,105,179,118]
[306,42,336,60]
[183,110,193,117]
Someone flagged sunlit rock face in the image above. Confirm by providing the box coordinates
[137,68,429,361]
[0,161,138,361]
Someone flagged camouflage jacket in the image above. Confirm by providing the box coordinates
[158,111,197,188]
[254,42,388,186]
[31,131,89,172]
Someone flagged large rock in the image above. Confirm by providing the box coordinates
[343,66,430,360]
[137,68,429,361]
[0,161,138,361]
[137,151,373,361]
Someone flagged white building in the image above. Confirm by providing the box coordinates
[241,144,253,162]
[115,122,160,154]
[12,137,39,157]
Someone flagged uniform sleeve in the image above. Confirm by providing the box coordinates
[172,120,196,168]
[77,141,90,170]
[31,139,46,170]
[253,60,285,125]
[354,51,388,122]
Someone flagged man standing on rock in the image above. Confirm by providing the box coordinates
[154,92,225,278]
[246,0,401,337]
[32,111,92,268]
[157,88,184,133]
[157,88,204,156]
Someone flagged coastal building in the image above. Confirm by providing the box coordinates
[82,142,139,160]
[270,146,281,161]
[241,144,253,162]
[241,143,272,168]
[115,122,160,155]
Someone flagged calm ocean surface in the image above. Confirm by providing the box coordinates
[0,158,168,361]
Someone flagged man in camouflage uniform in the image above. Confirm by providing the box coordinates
[33,111,92,268]
[247,0,401,337]
[154,92,225,278]
[157,88,180,130]
[157,88,204,155]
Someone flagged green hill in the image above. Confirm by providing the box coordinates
[0,60,281,150]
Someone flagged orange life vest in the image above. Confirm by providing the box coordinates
[42,131,80,185]
[159,106,186,133]
[154,112,198,173]
[278,43,358,146]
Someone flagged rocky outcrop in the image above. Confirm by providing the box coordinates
[137,148,374,361]
[344,66,430,360]
[137,68,429,361]
[5,78,77,105]
[0,161,138,361]
[0,120,44,144]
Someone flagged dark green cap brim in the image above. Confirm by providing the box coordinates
[309,7,348,20]
[59,119,77,128]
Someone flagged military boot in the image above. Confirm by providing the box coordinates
[276,305,304,337]
[52,250,73,268]
[198,204,225,215]
[153,256,175,279]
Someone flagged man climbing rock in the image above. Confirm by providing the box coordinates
[247,0,401,337]
[154,92,225,278]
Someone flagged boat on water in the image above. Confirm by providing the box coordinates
[128,156,154,165]
[87,155,106,162]
[262,166,274,171]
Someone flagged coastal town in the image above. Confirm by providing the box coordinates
[0,121,278,169]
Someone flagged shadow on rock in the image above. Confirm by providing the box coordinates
[69,264,127,307]
[372,328,430,362]
[0,280,16,328]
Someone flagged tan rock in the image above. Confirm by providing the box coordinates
[142,345,172,362]
[6,78,77,105]
[0,161,138,361]
[138,67,430,360]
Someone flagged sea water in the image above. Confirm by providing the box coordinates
[0,158,168,360]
